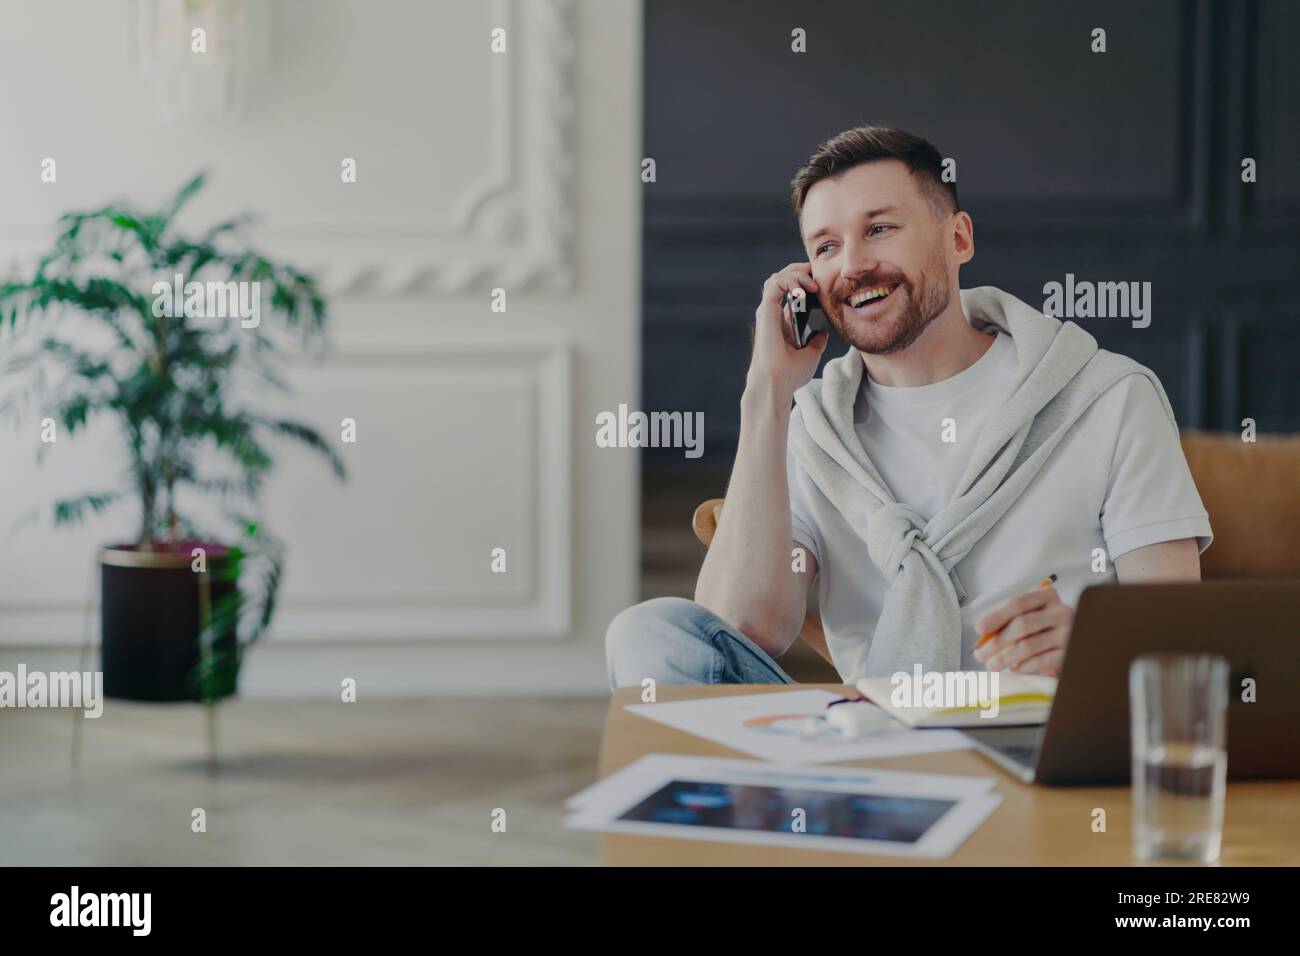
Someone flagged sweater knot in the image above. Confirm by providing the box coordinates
[865,502,927,581]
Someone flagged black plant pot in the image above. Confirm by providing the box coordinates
[100,544,240,702]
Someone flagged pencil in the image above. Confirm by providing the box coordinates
[973,574,1058,651]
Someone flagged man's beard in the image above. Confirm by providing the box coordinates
[826,261,950,355]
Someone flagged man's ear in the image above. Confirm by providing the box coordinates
[951,211,975,266]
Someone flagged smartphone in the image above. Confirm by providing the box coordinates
[782,289,828,348]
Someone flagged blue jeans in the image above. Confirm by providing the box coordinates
[605,596,797,691]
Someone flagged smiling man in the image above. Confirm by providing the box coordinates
[606,125,1211,688]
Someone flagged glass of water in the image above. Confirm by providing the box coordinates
[1129,653,1229,864]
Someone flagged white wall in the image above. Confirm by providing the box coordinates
[0,0,641,695]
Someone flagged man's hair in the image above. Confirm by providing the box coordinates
[790,125,959,220]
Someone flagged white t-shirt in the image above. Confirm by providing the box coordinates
[787,331,1213,678]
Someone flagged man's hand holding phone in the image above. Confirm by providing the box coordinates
[698,263,826,656]
[749,262,828,403]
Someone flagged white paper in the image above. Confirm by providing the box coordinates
[624,689,974,764]
[565,754,1001,859]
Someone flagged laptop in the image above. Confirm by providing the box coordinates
[960,579,1300,785]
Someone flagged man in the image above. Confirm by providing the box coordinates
[607,126,1211,689]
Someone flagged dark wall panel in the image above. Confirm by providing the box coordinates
[643,0,1300,475]
[646,0,1186,203]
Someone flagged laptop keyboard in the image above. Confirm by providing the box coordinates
[1001,744,1038,766]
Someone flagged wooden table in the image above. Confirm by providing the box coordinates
[598,685,1300,866]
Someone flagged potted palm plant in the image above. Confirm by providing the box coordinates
[0,173,344,709]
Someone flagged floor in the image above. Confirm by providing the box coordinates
[0,473,827,866]
[0,697,608,865]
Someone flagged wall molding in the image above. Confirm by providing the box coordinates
[1235,0,1300,237]
[0,337,573,646]
[298,0,578,297]
[0,0,577,299]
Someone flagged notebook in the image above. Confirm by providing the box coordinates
[855,672,1057,728]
